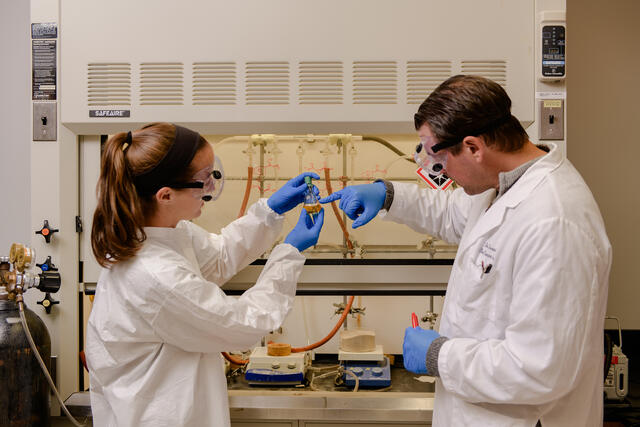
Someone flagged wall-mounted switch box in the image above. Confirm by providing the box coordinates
[33,102,57,141]
[539,99,564,140]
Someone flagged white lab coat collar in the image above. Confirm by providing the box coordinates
[143,221,199,269]
[143,220,191,241]
[456,143,561,257]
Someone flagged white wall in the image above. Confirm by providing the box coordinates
[0,1,31,251]
[567,0,640,328]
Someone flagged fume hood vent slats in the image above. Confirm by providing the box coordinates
[298,62,343,104]
[192,62,236,105]
[87,63,131,106]
[460,61,507,88]
[245,62,290,105]
[140,63,184,105]
[353,61,397,104]
[406,61,452,104]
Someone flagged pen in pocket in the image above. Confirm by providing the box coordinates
[481,261,493,277]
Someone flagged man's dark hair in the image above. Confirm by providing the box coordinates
[414,75,529,154]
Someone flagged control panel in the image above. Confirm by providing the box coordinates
[538,11,566,82]
[542,25,565,79]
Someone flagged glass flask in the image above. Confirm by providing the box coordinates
[303,176,321,219]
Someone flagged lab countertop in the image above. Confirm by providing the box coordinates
[65,364,436,423]
[226,362,435,422]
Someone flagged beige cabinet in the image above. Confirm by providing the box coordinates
[302,423,429,427]
[232,421,429,427]
[232,421,297,427]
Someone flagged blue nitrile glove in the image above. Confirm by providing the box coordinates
[268,172,321,215]
[403,326,440,374]
[284,208,325,252]
[318,182,386,228]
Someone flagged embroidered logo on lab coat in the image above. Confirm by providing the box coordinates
[480,242,497,262]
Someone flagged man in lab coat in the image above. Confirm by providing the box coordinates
[320,75,611,426]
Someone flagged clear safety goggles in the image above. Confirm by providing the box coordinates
[171,156,225,202]
[414,136,448,176]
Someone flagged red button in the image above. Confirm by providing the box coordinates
[612,356,618,365]
[42,228,50,236]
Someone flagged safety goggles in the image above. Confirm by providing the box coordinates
[414,136,449,177]
[170,156,225,202]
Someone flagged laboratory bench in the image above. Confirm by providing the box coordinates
[63,362,435,426]
[59,368,640,426]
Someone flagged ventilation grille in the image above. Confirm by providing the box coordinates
[461,60,507,88]
[192,62,236,105]
[406,61,451,104]
[87,63,131,106]
[353,61,397,104]
[298,62,343,104]
[245,62,289,105]
[140,63,184,105]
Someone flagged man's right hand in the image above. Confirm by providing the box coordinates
[403,326,440,375]
[318,182,386,228]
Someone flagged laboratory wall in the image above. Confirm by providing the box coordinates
[567,0,640,329]
[0,1,31,251]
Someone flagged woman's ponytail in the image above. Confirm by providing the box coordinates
[91,131,148,267]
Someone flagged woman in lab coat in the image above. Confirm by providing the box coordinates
[321,76,611,426]
[86,122,324,427]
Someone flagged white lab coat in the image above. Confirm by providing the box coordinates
[86,199,305,427]
[383,144,611,426]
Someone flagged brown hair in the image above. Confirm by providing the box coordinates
[414,75,529,154]
[91,123,207,267]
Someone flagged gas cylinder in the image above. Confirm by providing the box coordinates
[0,298,51,426]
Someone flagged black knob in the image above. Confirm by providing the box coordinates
[35,220,59,243]
[41,116,47,126]
[36,255,58,272]
[37,292,59,314]
[38,271,61,294]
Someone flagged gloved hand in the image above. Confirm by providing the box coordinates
[403,326,440,374]
[318,182,386,228]
[284,208,325,252]
[268,172,321,215]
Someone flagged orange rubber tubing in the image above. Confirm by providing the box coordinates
[222,351,248,366]
[291,295,355,353]
[221,296,355,361]
[238,166,254,218]
[79,350,88,372]
[323,168,354,255]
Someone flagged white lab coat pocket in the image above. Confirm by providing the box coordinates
[451,251,502,337]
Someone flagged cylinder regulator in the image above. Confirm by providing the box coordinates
[0,244,62,426]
